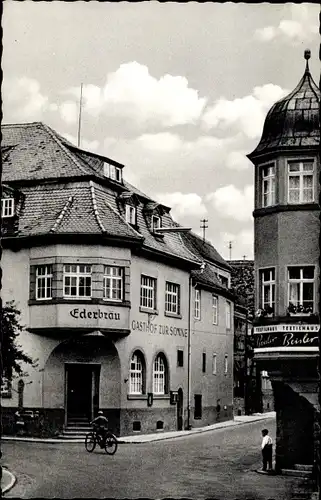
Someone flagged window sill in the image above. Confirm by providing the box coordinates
[28,298,131,307]
[139,307,159,315]
[164,312,182,319]
[127,394,147,400]
[153,394,170,400]
[194,417,202,420]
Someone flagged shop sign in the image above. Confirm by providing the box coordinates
[254,331,319,349]
[69,308,121,321]
[253,324,319,334]
[131,320,188,338]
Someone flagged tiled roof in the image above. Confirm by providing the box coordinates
[191,263,233,297]
[2,122,99,181]
[180,230,231,270]
[1,121,224,270]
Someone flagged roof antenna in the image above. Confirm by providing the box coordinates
[200,219,208,243]
[304,49,311,73]
[77,83,83,148]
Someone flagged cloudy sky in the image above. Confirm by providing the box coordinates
[2,2,319,260]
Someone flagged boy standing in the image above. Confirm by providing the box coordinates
[261,429,273,471]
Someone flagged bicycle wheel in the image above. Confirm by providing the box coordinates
[85,433,96,453]
[104,432,118,455]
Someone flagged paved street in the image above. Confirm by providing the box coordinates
[2,418,311,499]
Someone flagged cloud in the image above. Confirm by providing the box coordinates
[255,4,318,43]
[137,133,183,152]
[226,151,252,171]
[63,62,207,128]
[60,101,78,124]
[154,192,208,219]
[202,84,288,139]
[206,184,254,222]
[217,228,254,260]
[2,76,51,121]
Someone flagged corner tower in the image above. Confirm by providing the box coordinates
[248,50,320,474]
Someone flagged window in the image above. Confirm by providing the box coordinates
[153,354,168,394]
[165,282,180,315]
[226,301,231,329]
[261,164,275,207]
[288,160,314,203]
[103,163,122,182]
[177,349,184,367]
[63,264,92,298]
[202,352,206,373]
[212,354,217,375]
[288,266,314,314]
[129,352,145,394]
[194,288,201,319]
[103,266,123,301]
[194,394,202,419]
[212,295,218,325]
[140,275,157,310]
[260,268,275,313]
[125,204,136,225]
[224,355,228,374]
[1,198,14,218]
[152,215,161,231]
[36,266,53,300]
[219,275,229,288]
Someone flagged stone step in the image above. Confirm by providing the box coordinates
[281,469,313,478]
[66,422,91,429]
[294,464,313,472]
[62,429,92,435]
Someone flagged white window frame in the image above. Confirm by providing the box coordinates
[152,215,161,231]
[165,282,180,315]
[125,204,136,225]
[226,300,231,329]
[212,354,217,375]
[212,294,218,325]
[224,354,228,374]
[140,275,157,310]
[129,352,144,395]
[261,164,275,207]
[260,268,275,312]
[288,265,315,314]
[1,198,15,218]
[103,266,123,302]
[194,288,201,320]
[153,354,166,394]
[288,159,314,204]
[63,264,92,298]
[36,265,53,300]
[103,162,111,178]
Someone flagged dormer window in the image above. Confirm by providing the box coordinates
[1,198,14,218]
[152,215,161,232]
[103,162,122,183]
[125,204,136,225]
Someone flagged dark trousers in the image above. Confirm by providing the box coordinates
[262,444,273,470]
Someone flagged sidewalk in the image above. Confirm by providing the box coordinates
[1,412,275,444]
[1,466,16,494]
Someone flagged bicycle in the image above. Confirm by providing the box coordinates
[85,430,118,455]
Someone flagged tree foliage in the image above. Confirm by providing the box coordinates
[229,261,255,319]
[1,300,37,379]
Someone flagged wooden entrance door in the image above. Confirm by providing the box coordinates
[66,364,93,421]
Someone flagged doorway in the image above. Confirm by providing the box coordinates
[66,364,99,422]
[177,388,184,430]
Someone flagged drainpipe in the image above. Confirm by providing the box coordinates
[187,276,192,430]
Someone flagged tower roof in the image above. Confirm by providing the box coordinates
[248,49,320,160]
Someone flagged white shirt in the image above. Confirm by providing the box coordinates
[262,435,273,449]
